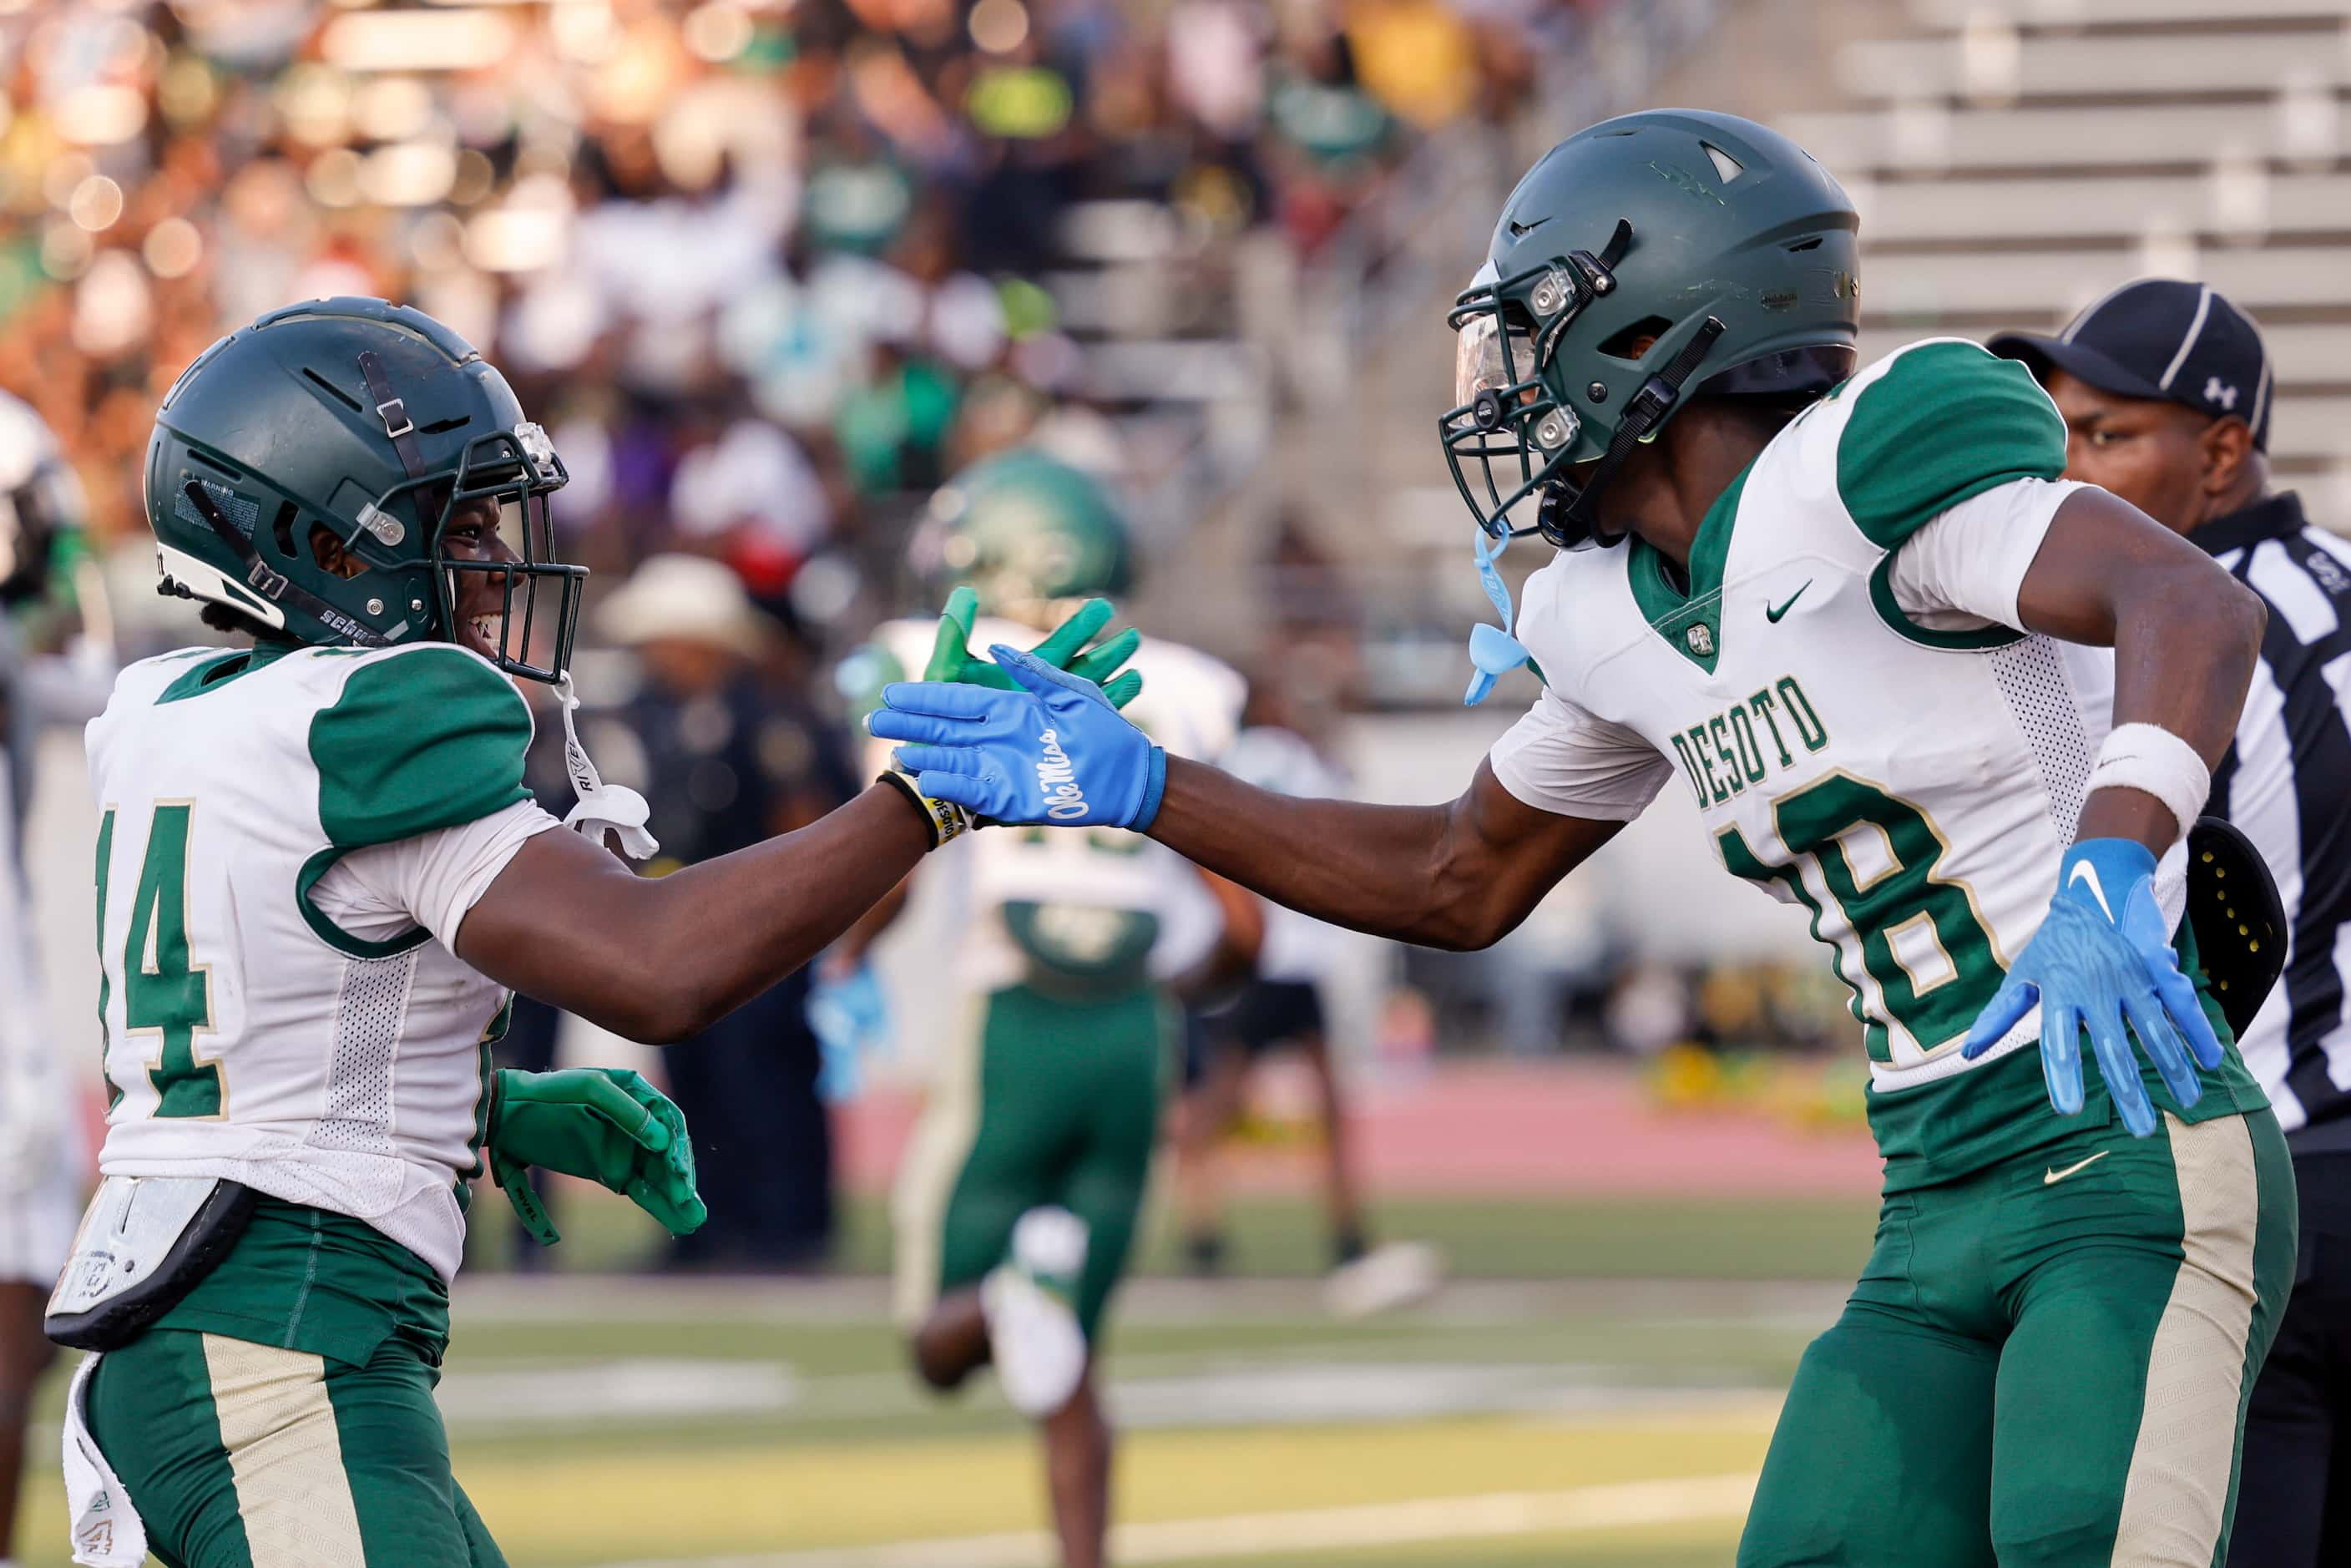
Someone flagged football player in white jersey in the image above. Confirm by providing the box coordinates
[0,389,103,1568]
[871,113,2294,1565]
[836,449,1248,1568]
[52,301,1129,1568]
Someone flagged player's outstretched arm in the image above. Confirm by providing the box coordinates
[870,648,1624,950]
[1148,756,1622,951]
[458,784,934,1044]
[461,593,1141,1044]
[1964,484,2267,1136]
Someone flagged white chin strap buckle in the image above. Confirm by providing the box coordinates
[552,674,659,860]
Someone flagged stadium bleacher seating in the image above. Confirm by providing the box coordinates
[1788,0,2351,489]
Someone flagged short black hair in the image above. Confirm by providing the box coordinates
[199,599,281,641]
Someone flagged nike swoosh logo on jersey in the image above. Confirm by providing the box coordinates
[2044,1151,2108,1186]
[2067,860,2116,920]
[1764,582,1812,623]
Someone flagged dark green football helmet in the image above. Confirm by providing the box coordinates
[145,296,582,680]
[1441,109,1860,550]
[918,448,1133,617]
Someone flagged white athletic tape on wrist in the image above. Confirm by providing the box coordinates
[2086,721,2210,842]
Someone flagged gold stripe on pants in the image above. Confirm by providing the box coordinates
[890,994,989,1330]
[202,1333,367,1565]
[2111,1112,2261,1566]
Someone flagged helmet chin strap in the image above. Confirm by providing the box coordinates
[1537,316,1727,550]
[549,672,660,860]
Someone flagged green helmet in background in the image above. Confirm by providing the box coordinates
[146,296,582,680]
[1442,109,1860,550]
[919,448,1134,618]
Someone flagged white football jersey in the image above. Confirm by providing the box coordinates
[1220,725,1347,984]
[85,641,554,1281]
[0,754,83,1285]
[867,615,1246,992]
[1492,339,2217,1097]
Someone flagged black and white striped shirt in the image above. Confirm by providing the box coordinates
[2200,492,2351,1150]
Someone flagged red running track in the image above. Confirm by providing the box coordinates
[837,1060,1883,1200]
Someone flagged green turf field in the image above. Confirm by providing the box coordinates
[501,1187,1882,1283]
[14,1192,1870,1566]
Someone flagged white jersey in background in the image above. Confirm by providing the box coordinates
[1220,725,1347,984]
[0,756,83,1286]
[1490,338,2265,1161]
[867,615,1246,992]
[85,641,560,1281]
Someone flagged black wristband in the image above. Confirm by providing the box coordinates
[875,768,943,849]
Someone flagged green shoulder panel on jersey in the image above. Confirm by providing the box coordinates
[300,645,532,958]
[1835,339,2067,550]
[308,645,533,847]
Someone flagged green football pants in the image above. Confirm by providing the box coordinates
[84,1327,504,1568]
[1740,1108,2297,1567]
[893,982,1165,1339]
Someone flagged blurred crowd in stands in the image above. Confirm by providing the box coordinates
[0,0,1590,656]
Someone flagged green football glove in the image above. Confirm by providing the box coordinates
[923,586,1145,710]
[486,1067,706,1247]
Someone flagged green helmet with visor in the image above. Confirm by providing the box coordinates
[1440,109,1861,551]
[145,296,582,680]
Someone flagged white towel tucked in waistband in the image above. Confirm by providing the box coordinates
[61,1353,147,1567]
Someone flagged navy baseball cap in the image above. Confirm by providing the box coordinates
[1989,279,2273,451]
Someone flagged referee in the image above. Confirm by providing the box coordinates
[1995,280,2342,1566]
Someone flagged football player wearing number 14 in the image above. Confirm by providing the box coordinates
[874,112,2298,1566]
[50,300,1130,1568]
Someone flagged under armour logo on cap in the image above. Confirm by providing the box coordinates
[1988,278,2273,452]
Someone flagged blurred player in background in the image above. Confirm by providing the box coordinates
[0,391,106,1568]
[1174,683,1359,1276]
[873,112,2293,1565]
[1992,282,2351,1568]
[598,555,860,1271]
[841,449,1248,1568]
[1171,677,1442,1316]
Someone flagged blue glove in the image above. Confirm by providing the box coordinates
[1962,837,2224,1139]
[868,645,1165,829]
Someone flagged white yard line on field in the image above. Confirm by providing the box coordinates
[435,1346,1786,1435]
[453,1273,1849,1328]
[588,1471,1760,1568]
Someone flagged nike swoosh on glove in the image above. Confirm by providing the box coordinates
[1962,837,2224,1138]
[868,645,1165,829]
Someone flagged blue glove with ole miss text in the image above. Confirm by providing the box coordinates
[1962,837,2223,1138]
[868,645,1165,829]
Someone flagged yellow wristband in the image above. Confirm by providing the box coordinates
[876,768,973,849]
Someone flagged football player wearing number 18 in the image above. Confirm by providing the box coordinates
[51,300,1131,1568]
[873,112,2296,1565]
